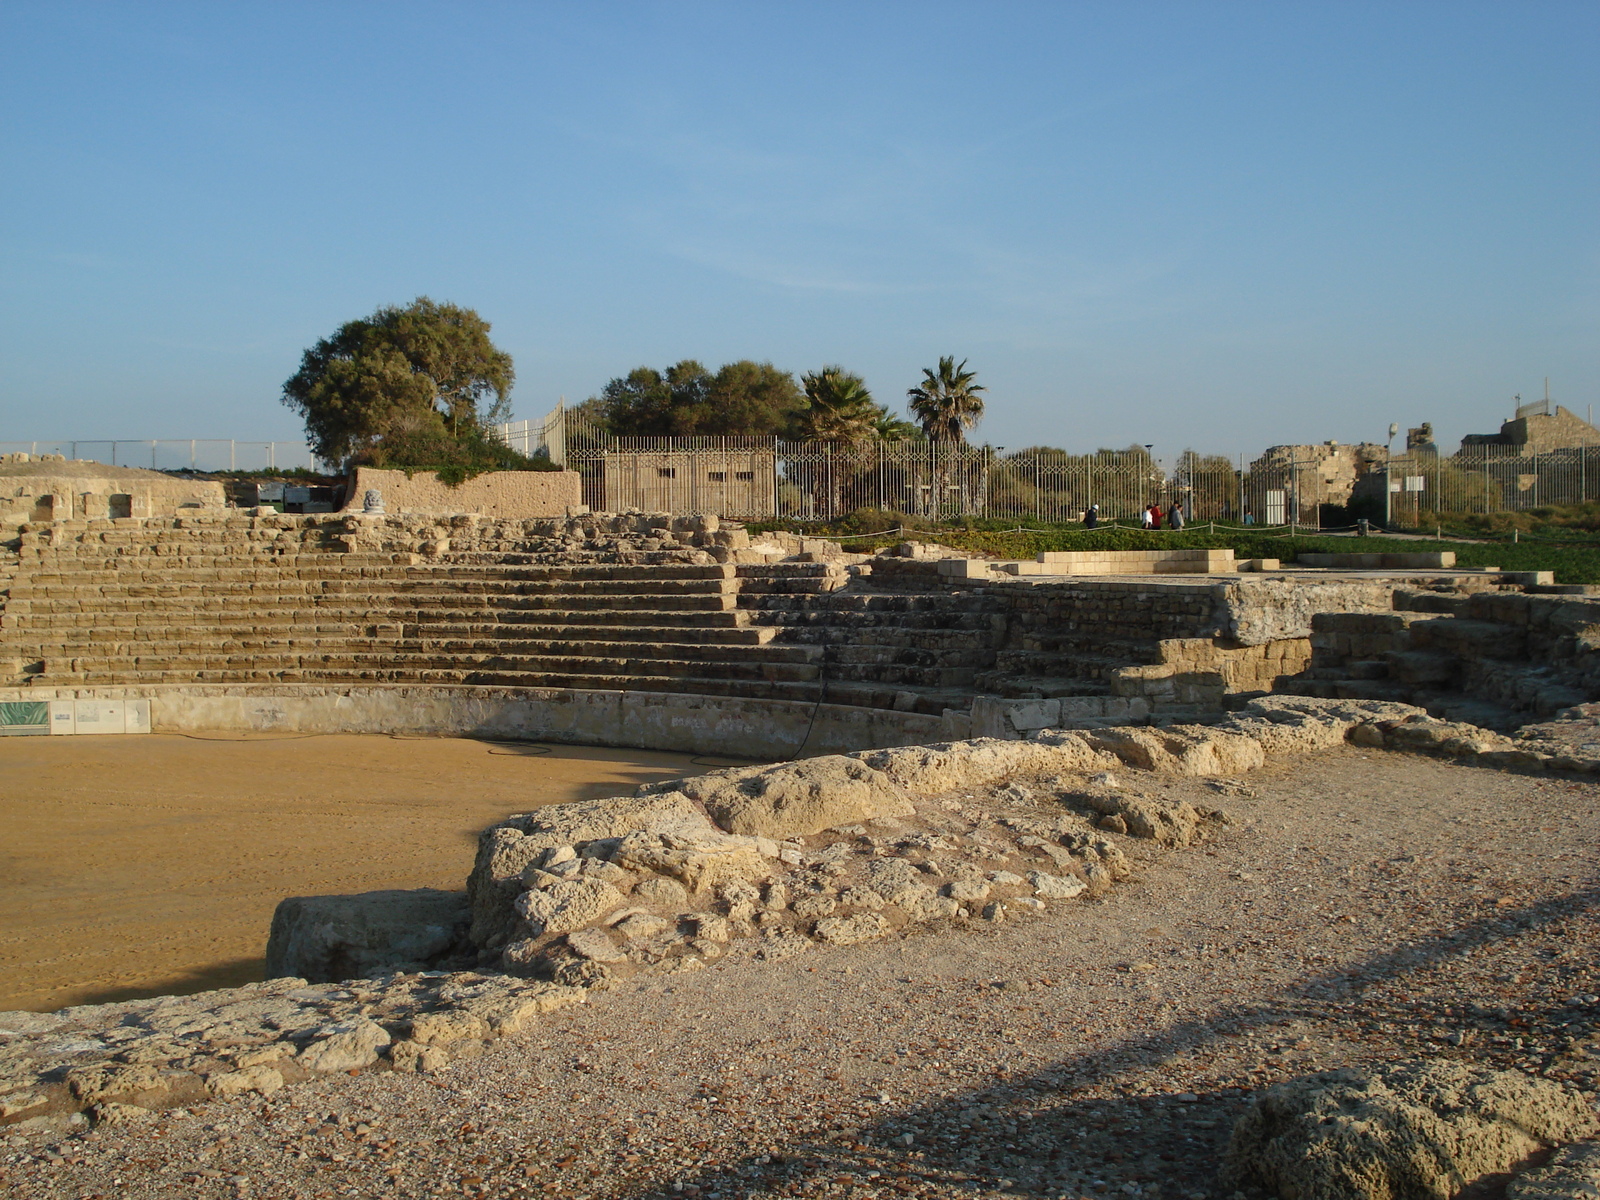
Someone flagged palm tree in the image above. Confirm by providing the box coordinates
[871,407,922,441]
[907,356,986,516]
[906,356,986,444]
[800,366,879,442]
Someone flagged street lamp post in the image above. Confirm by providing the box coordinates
[1384,422,1399,529]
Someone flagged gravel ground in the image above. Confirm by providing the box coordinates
[4,744,1598,1200]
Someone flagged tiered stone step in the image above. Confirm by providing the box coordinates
[1285,601,1592,726]
[3,549,840,701]
[32,649,822,682]
[4,524,1023,716]
[25,665,825,702]
[742,591,1005,708]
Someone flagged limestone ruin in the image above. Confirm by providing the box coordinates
[0,453,225,534]
[1,504,1597,1197]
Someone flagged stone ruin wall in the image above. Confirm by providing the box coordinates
[1294,586,1600,726]
[341,467,582,519]
[1,456,225,534]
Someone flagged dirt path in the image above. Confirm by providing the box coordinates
[0,733,727,1012]
[5,745,1598,1199]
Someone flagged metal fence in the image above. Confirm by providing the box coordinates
[561,439,1258,524]
[1384,445,1600,520]
[0,439,320,472]
[16,421,1600,527]
[493,402,567,465]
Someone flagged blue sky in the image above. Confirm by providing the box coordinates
[1,1,1595,458]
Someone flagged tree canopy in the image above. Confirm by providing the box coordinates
[907,356,986,444]
[590,360,806,437]
[282,297,515,466]
[587,359,930,442]
[799,366,880,441]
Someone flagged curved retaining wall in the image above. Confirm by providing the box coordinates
[0,683,945,758]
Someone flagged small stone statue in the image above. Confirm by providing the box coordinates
[362,488,384,515]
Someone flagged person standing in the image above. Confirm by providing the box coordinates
[1084,503,1099,529]
[1168,501,1185,530]
[1149,503,1163,530]
[1141,505,1154,529]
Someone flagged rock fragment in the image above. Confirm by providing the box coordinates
[1222,1061,1597,1200]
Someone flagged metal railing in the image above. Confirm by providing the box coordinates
[14,424,1600,527]
[1382,445,1600,518]
[561,439,1270,525]
[493,400,570,465]
[0,439,320,472]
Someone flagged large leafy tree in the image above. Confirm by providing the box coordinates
[282,297,515,465]
[593,360,805,437]
[906,356,986,444]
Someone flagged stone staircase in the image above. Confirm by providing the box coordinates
[1284,587,1600,728]
[0,521,828,702]
[739,566,1007,716]
[15,515,1402,729]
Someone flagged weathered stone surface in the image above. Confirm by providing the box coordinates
[944,877,991,904]
[857,736,1117,794]
[406,1010,489,1046]
[1028,871,1088,900]
[1081,725,1265,776]
[265,888,470,983]
[206,1065,283,1098]
[67,1063,166,1106]
[1080,792,1204,845]
[511,792,718,851]
[663,755,915,838]
[1222,1061,1597,1200]
[0,1092,47,1120]
[630,876,690,910]
[611,832,775,894]
[567,927,627,962]
[465,792,718,947]
[0,1011,66,1036]
[441,979,585,1035]
[388,1040,450,1073]
[1223,696,1427,758]
[865,856,925,901]
[90,1101,158,1126]
[296,1017,391,1073]
[1505,1140,1600,1200]
[513,877,625,935]
[814,912,891,946]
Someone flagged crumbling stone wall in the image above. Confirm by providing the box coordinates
[342,467,581,519]
[1291,588,1600,724]
[1,454,225,534]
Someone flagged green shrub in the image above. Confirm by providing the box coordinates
[356,423,561,486]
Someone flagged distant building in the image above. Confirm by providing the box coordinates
[1246,442,1387,522]
[1460,400,1600,453]
[599,447,776,517]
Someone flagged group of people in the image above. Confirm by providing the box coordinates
[1142,502,1185,530]
[1080,502,1186,529]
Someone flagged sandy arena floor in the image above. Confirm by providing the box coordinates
[4,746,1598,1199]
[0,733,733,1013]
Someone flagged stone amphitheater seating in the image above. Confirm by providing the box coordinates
[0,516,1005,718]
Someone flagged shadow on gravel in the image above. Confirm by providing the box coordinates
[616,885,1600,1200]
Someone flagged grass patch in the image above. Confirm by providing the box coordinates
[749,512,1600,583]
